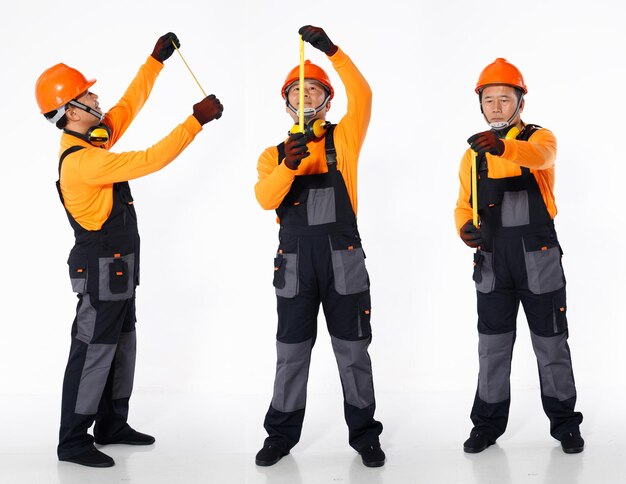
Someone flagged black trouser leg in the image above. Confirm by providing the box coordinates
[522,286,583,439]
[469,389,512,441]
[323,282,382,451]
[263,257,319,453]
[470,330,516,440]
[473,278,520,441]
[263,337,316,452]
[58,337,98,459]
[58,294,134,459]
[93,333,137,440]
[263,406,307,453]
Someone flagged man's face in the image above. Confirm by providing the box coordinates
[480,85,523,126]
[286,79,329,122]
[72,90,102,119]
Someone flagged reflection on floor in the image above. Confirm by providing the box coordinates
[0,387,619,484]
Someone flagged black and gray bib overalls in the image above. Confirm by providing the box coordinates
[470,125,583,441]
[262,126,383,453]
[56,146,140,460]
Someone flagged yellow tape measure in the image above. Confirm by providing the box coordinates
[299,36,305,133]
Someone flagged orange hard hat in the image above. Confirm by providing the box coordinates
[475,58,527,94]
[35,63,96,114]
[281,60,334,100]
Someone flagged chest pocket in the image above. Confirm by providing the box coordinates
[307,187,336,225]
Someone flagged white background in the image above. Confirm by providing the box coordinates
[1,0,625,482]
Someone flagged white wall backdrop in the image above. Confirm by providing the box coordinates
[1,0,625,419]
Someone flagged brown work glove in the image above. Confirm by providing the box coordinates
[298,25,338,56]
[284,132,309,170]
[192,95,224,125]
[460,220,482,248]
[467,130,505,156]
[151,32,180,63]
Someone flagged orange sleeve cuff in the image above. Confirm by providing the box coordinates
[145,55,165,75]
[182,115,203,135]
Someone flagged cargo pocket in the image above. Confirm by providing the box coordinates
[99,252,135,301]
[329,233,369,295]
[522,236,565,295]
[357,293,372,338]
[552,291,568,334]
[68,254,88,294]
[274,250,299,298]
[273,256,286,289]
[109,258,129,294]
[474,249,495,294]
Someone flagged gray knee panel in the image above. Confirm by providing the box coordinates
[331,336,375,409]
[272,339,313,413]
[478,332,515,403]
[530,332,576,401]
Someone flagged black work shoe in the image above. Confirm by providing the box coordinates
[60,447,115,468]
[95,428,155,446]
[463,430,495,453]
[561,432,585,454]
[255,445,288,466]
[359,444,386,467]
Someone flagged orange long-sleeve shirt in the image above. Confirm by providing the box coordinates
[255,47,372,218]
[59,55,203,231]
[454,127,558,234]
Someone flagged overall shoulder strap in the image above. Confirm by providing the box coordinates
[58,146,85,175]
[518,124,542,142]
[56,146,85,205]
[324,124,337,169]
[277,142,286,165]
[517,124,542,174]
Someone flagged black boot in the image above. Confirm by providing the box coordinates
[59,447,115,468]
[255,445,288,466]
[560,432,584,454]
[359,444,386,467]
[463,430,495,453]
[95,427,155,446]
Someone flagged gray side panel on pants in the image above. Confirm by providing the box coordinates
[112,331,137,400]
[307,187,337,225]
[71,277,87,294]
[272,339,313,413]
[501,190,530,227]
[478,331,515,403]
[75,343,117,415]
[75,294,97,344]
[330,336,375,409]
[530,332,576,401]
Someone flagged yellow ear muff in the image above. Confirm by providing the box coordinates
[87,124,110,147]
[308,119,327,139]
[289,119,328,141]
[505,126,520,140]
